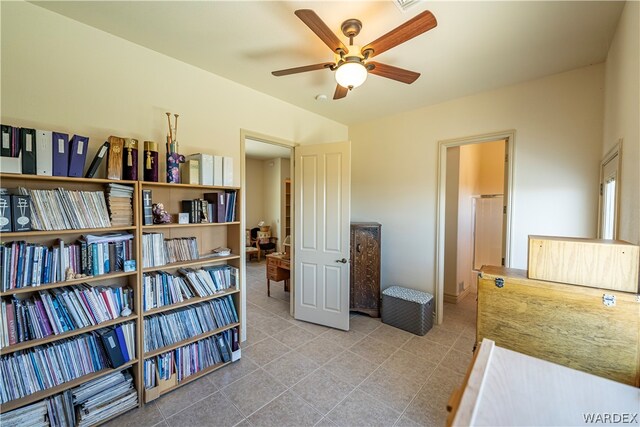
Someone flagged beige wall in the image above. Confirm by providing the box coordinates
[262,158,281,239]
[350,64,604,296]
[245,158,264,229]
[0,2,348,185]
[603,1,639,245]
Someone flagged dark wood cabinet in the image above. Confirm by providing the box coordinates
[350,222,381,317]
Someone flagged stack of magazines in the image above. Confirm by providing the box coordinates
[106,184,134,227]
[72,369,138,427]
[0,368,138,427]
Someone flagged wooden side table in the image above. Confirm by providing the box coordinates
[266,253,290,297]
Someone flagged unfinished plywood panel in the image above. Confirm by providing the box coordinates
[528,235,640,293]
[449,340,640,427]
[477,266,640,386]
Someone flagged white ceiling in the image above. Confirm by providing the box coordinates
[33,1,624,125]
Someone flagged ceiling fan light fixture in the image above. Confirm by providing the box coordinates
[335,61,368,89]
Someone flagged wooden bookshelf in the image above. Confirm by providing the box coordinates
[0,359,138,413]
[0,174,142,418]
[0,174,243,420]
[138,181,242,407]
[0,313,138,354]
[143,288,239,316]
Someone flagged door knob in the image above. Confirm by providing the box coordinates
[335,258,348,264]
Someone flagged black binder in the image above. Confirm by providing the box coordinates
[97,327,126,368]
[85,141,110,178]
[20,128,37,175]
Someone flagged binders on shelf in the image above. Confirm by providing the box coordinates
[1,125,12,157]
[35,130,53,176]
[52,132,69,177]
[85,141,109,179]
[20,128,37,175]
[68,135,89,177]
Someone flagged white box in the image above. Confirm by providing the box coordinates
[223,157,233,187]
[0,153,22,174]
[213,155,223,186]
[187,153,213,185]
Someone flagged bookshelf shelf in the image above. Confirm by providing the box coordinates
[0,270,138,297]
[144,360,231,403]
[143,288,239,316]
[143,322,240,359]
[0,226,137,239]
[0,173,138,186]
[0,314,138,355]
[140,181,240,191]
[0,359,139,414]
[142,221,240,230]
[142,254,240,273]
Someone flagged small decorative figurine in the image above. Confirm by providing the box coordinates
[65,267,90,280]
[152,203,172,224]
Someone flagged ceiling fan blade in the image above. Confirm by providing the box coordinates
[295,9,348,54]
[368,62,420,84]
[334,84,348,100]
[272,62,334,76]
[362,11,437,58]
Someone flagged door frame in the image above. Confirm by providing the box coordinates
[240,129,296,341]
[435,130,516,325]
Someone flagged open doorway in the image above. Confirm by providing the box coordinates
[436,131,514,327]
[241,133,295,341]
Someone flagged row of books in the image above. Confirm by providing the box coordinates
[0,285,133,349]
[0,323,135,404]
[142,265,238,310]
[143,297,239,353]
[106,184,134,227]
[17,186,112,231]
[144,328,238,389]
[0,369,137,427]
[141,234,199,268]
[0,234,134,291]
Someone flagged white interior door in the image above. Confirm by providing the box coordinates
[294,141,351,330]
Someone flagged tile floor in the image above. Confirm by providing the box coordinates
[107,260,477,427]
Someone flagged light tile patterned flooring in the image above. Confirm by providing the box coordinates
[107,260,477,427]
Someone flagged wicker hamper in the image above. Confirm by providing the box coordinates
[381,286,434,336]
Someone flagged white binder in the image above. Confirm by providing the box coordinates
[213,155,223,186]
[36,130,53,176]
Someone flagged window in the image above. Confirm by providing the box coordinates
[598,141,621,240]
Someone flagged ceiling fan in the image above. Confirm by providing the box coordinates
[272,9,437,100]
